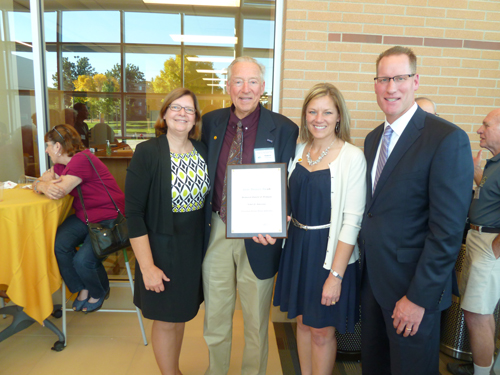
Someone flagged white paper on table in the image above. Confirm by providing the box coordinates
[230,167,282,234]
[3,181,18,189]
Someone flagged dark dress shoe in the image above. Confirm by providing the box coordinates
[447,362,474,375]
[82,288,110,313]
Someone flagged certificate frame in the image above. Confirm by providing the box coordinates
[226,163,287,239]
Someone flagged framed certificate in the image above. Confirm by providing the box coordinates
[226,163,287,239]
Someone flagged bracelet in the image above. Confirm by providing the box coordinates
[33,180,41,194]
[330,269,343,281]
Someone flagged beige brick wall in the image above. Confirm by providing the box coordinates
[279,0,500,153]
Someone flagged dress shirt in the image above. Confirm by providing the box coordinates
[371,103,419,190]
[212,104,260,212]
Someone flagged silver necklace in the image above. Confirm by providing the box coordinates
[306,138,337,166]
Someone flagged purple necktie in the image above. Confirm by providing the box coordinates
[220,121,243,224]
[373,125,393,195]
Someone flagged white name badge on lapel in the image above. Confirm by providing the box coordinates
[254,148,275,163]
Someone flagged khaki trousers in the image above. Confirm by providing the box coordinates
[202,212,274,375]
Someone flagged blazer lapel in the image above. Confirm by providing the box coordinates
[371,111,424,202]
[253,105,276,163]
[365,124,384,207]
[208,109,230,177]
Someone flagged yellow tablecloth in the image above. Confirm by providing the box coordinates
[0,187,73,324]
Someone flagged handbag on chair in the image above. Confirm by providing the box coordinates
[76,153,130,259]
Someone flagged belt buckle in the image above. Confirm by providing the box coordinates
[478,225,483,234]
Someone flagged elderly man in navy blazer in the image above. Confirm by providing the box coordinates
[201,56,298,375]
[358,46,474,375]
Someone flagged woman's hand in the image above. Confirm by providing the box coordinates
[142,265,170,293]
[321,274,342,306]
[41,168,56,182]
[39,179,66,199]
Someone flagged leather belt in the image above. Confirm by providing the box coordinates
[291,217,331,231]
[470,224,500,234]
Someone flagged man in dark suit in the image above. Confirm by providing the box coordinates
[358,46,474,375]
[201,56,298,375]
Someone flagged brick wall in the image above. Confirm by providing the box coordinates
[279,0,500,156]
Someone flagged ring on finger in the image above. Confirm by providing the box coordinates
[406,327,412,331]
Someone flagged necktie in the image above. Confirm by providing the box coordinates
[220,121,243,224]
[373,125,393,195]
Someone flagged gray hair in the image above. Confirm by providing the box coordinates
[227,56,265,82]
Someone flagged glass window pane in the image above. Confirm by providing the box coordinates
[124,12,181,45]
[184,16,235,47]
[124,50,179,93]
[125,95,160,141]
[61,50,120,92]
[7,11,57,43]
[244,19,274,49]
[62,11,120,43]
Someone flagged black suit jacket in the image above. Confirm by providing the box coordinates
[202,104,299,280]
[358,107,474,311]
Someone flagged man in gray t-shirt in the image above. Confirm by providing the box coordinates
[448,108,500,375]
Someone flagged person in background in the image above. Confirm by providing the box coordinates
[125,88,209,375]
[64,108,77,128]
[415,96,438,116]
[201,56,298,375]
[448,108,500,375]
[73,103,90,148]
[33,124,124,313]
[358,46,474,375]
[273,83,366,375]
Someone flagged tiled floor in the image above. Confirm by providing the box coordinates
[0,287,282,375]
[0,286,493,375]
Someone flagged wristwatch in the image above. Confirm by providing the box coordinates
[330,269,343,281]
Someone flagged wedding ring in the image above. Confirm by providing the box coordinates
[406,327,412,331]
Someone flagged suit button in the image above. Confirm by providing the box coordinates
[368,213,373,218]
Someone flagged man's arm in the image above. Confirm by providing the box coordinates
[473,149,483,186]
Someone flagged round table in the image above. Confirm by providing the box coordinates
[0,187,73,345]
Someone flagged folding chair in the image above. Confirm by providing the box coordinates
[61,248,148,347]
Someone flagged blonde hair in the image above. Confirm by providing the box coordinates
[299,83,351,144]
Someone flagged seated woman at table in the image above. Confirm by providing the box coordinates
[33,124,125,313]
[258,83,366,375]
[125,88,209,375]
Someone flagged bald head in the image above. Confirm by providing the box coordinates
[416,97,437,115]
[478,109,500,155]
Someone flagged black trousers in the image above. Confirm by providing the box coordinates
[360,271,441,375]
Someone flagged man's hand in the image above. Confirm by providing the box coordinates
[252,234,276,246]
[392,295,425,337]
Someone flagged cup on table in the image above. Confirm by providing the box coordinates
[0,182,4,202]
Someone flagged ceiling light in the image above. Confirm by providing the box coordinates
[144,0,240,5]
[197,69,228,74]
[170,35,237,45]
[187,57,234,63]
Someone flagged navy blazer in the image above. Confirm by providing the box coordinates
[201,104,299,280]
[358,107,474,311]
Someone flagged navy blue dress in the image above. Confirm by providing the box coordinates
[273,163,359,333]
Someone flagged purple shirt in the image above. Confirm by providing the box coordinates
[212,104,260,212]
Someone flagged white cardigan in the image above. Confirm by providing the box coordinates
[287,142,367,270]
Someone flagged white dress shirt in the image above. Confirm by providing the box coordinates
[371,102,419,191]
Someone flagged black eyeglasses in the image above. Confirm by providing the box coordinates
[374,74,415,84]
[169,104,196,115]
